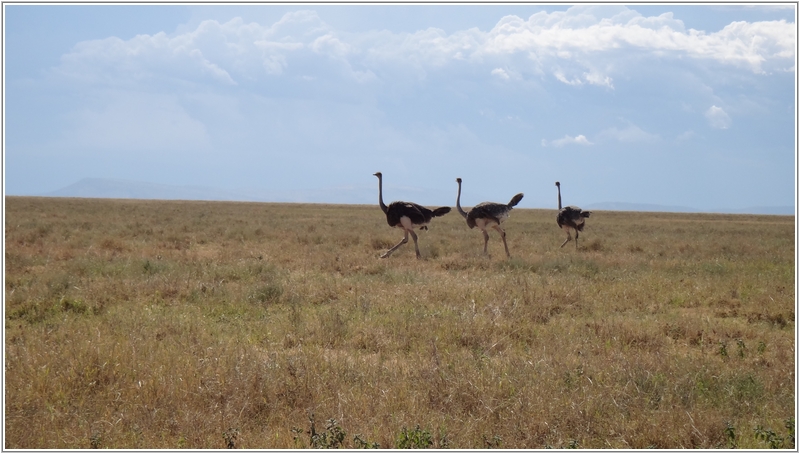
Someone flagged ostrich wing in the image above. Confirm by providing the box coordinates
[557,206,586,228]
[386,201,430,227]
[466,202,512,229]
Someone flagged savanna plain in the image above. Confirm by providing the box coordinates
[4,196,795,449]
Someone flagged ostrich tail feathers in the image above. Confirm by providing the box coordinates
[508,193,524,208]
[432,207,452,217]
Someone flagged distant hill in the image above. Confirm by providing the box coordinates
[32,178,795,215]
[42,178,265,202]
[585,202,696,213]
[38,177,376,205]
[724,206,795,216]
[586,201,794,216]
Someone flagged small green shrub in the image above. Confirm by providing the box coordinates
[396,425,432,449]
[222,428,239,449]
[304,413,346,449]
[725,422,737,448]
[353,434,380,449]
[755,425,784,449]
[753,418,796,449]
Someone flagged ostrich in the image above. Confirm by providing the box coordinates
[456,178,524,258]
[374,172,451,259]
[555,181,591,249]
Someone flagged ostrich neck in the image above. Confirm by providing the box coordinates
[557,186,563,210]
[456,182,468,219]
[377,176,388,213]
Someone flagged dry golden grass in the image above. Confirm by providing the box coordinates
[4,196,795,449]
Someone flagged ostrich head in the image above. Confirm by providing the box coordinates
[456,178,462,184]
[555,181,561,187]
[374,172,382,178]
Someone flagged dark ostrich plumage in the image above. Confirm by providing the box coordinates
[465,195,524,229]
[555,181,591,249]
[456,177,524,258]
[374,172,451,259]
[384,201,450,230]
[556,205,591,231]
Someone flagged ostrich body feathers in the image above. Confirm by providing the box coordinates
[465,194,523,229]
[557,206,591,231]
[384,202,450,229]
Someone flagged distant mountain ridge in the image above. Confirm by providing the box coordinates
[584,201,696,213]
[29,178,795,216]
[42,178,265,202]
[38,177,376,205]
[586,201,794,216]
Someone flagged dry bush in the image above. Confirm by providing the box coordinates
[4,197,795,449]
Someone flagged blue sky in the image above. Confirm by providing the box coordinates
[4,3,797,211]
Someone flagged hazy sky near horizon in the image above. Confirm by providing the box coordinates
[4,3,797,210]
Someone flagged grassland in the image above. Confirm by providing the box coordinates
[4,196,795,449]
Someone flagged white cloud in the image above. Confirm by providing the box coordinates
[696,20,796,73]
[554,70,582,86]
[584,69,614,88]
[49,6,794,92]
[54,14,325,85]
[310,33,353,58]
[542,134,593,147]
[491,68,510,80]
[705,105,732,129]
[261,54,289,75]
[553,68,614,88]
[598,123,659,143]
[477,7,794,74]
